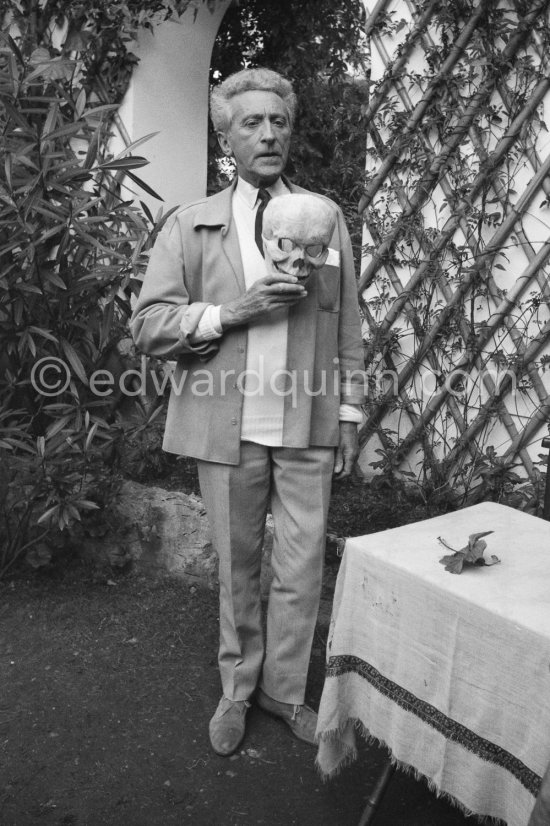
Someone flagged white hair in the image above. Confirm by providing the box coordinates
[210,68,297,132]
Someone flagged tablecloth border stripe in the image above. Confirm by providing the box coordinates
[326,654,541,796]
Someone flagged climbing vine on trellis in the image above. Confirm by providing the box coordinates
[359,0,550,512]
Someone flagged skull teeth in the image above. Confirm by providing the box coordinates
[274,262,309,280]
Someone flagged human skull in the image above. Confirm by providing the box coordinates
[262,194,336,282]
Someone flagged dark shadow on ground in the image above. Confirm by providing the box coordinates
[1,568,475,826]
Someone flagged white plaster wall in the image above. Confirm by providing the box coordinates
[118,0,231,213]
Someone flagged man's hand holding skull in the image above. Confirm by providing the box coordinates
[219,271,308,329]
[220,194,336,330]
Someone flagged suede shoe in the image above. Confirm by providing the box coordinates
[209,696,250,756]
[256,688,318,745]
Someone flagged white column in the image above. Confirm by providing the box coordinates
[118,0,231,212]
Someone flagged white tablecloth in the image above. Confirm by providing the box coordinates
[316,503,550,825]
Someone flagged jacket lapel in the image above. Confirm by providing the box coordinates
[192,180,246,293]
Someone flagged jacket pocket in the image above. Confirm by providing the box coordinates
[316,264,340,313]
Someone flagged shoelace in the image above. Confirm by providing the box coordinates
[220,697,251,716]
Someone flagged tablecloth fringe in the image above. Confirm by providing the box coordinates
[398,757,506,825]
[316,717,507,825]
[315,718,360,780]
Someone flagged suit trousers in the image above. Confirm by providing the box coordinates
[197,441,334,705]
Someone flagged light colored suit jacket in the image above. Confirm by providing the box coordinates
[130,179,365,464]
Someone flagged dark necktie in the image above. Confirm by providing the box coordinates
[254,188,271,256]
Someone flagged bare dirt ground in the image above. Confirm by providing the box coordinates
[1,563,476,826]
[1,465,476,826]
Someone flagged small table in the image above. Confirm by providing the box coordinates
[315,503,550,825]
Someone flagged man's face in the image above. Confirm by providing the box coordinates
[217,90,292,188]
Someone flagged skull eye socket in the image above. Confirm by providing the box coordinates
[277,238,327,257]
[304,243,326,258]
[278,238,296,253]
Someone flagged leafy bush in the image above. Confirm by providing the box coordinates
[0,8,181,576]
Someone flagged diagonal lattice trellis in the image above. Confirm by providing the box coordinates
[358,0,550,502]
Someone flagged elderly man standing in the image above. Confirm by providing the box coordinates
[130,68,365,757]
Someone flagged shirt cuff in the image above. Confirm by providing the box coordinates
[186,305,223,343]
[338,404,363,424]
